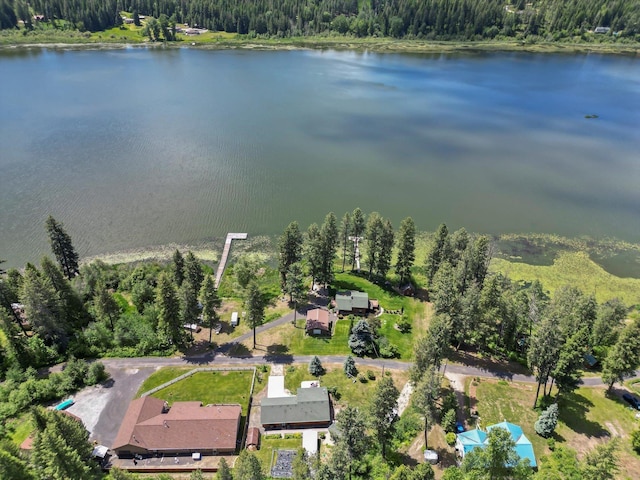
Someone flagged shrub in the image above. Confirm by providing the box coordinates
[358,374,368,383]
[367,370,376,380]
[396,317,411,333]
[86,362,108,385]
[327,386,341,400]
[446,432,457,445]
[547,437,556,451]
[631,428,640,454]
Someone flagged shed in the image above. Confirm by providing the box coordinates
[246,427,261,450]
[424,449,439,464]
[231,312,239,327]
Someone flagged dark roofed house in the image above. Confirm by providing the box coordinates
[335,290,371,315]
[246,427,260,451]
[112,397,241,457]
[306,308,332,336]
[261,387,331,429]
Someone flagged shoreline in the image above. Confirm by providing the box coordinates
[1,38,639,56]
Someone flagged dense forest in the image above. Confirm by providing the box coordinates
[1,0,639,40]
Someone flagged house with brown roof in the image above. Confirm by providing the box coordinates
[112,397,241,458]
[305,308,332,336]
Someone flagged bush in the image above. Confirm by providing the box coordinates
[358,374,368,383]
[396,317,411,333]
[367,370,376,381]
[86,362,108,385]
[327,386,341,400]
[446,432,457,445]
[632,428,640,454]
[547,437,556,451]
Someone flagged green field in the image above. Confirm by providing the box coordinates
[287,319,352,355]
[139,370,254,415]
[491,251,640,305]
[136,367,193,396]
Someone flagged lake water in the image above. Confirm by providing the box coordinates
[1,47,639,268]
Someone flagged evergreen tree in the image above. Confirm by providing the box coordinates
[284,262,306,323]
[339,211,352,272]
[217,457,232,480]
[534,402,559,438]
[291,447,311,480]
[309,355,324,376]
[45,216,79,280]
[348,319,374,356]
[461,427,532,479]
[528,316,562,407]
[365,212,383,278]
[319,212,339,287]
[246,282,264,350]
[172,249,185,287]
[233,450,264,480]
[305,223,323,289]
[92,284,119,331]
[278,221,303,289]
[0,441,35,480]
[411,313,451,382]
[413,367,441,449]
[369,376,399,458]
[425,223,449,286]
[190,470,205,480]
[184,251,204,292]
[395,216,416,284]
[343,355,357,377]
[155,272,183,347]
[376,218,395,279]
[200,274,221,346]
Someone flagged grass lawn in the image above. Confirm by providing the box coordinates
[148,371,253,414]
[136,367,193,396]
[254,436,302,477]
[491,251,640,305]
[283,365,409,409]
[472,378,640,478]
[8,413,34,447]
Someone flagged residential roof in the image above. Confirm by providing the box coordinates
[306,309,330,331]
[112,397,241,452]
[458,421,536,467]
[335,291,369,312]
[261,387,331,426]
[246,427,260,447]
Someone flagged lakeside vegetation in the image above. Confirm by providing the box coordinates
[2,213,640,479]
[1,0,639,50]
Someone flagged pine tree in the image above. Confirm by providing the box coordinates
[305,223,323,289]
[425,223,449,286]
[309,355,324,376]
[339,211,352,272]
[348,319,374,357]
[534,403,558,438]
[411,313,452,382]
[395,217,416,284]
[246,282,264,350]
[217,457,232,480]
[335,406,368,480]
[172,249,185,287]
[92,284,119,331]
[155,272,183,347]
[284,263,306,323]
[413,367,441,449]
[291,447,311,480]
[45,216,79,280]
[233,450,264,480]
[278,221,303,289]
[319,212,339,287]
[365,212,383,278]
[343,355,357,377]
[200,274,221,346]
[369,376,399,458]
[376,219,395,279]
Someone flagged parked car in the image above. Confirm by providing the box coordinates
[622,392,640,410]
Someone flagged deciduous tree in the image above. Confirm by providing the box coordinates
[601,319,640,391]
[582,439,619,480]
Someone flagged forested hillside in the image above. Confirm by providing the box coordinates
[1,0,639,41]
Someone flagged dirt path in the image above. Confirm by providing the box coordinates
[444,372,467,423]
[397,381,414,416]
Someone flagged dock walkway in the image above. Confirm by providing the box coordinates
[215,233,247,287]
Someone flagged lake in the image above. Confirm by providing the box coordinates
[1,47,639,268]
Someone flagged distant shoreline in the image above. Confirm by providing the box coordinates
[1,38,639,56]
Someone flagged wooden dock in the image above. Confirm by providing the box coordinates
[215,233,248,288]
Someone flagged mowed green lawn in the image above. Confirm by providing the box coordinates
[136,367,193,396]
[473,379,640,478]
[140,370,254,415]
[283,365,408,409]
[287,319,352,355]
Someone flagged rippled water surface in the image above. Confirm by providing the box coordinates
[1,48,639,267]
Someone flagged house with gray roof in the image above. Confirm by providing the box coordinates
[335,290,377,315]
[261,387,331,429]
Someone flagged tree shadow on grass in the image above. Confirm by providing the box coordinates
[388,450,418,468]
[559,391,610,438]
[263,344,293,364]
[224,343,253,359]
